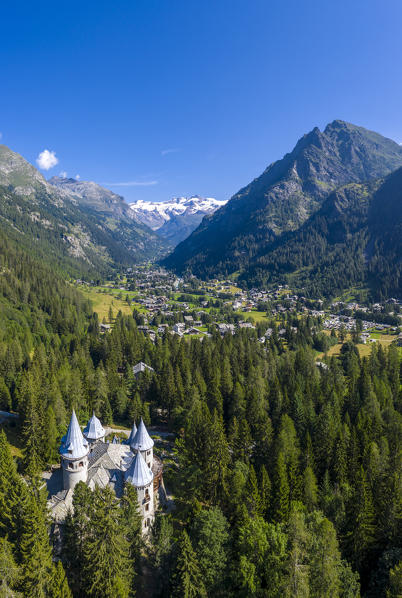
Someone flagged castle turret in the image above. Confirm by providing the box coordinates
[126,421,137,447]
[125,449,154,531]
[130,418,154,468]
[83,412,105,446]
[60,410,89,491]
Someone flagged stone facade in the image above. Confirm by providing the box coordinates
[47,412,162,534]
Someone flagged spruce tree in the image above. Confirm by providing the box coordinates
[82,487,132,598]
[19,480,54,598]
[50,561,73,598]
[0,537,21,597]
[203,410,230,507]
[260,465,272,519]
[273,452,290,522]
[245,465,262,518]
[172,530,207,598]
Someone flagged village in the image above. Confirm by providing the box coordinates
[76,266,402,355]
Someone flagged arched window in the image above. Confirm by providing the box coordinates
[79,461,84,468]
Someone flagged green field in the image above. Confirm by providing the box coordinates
[79,286,134,320]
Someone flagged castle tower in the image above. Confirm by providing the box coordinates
[126,421,137,447]
[125,449,154,531]
[130,418,154,468]
[83,412,106,447]
[60,410,89,491]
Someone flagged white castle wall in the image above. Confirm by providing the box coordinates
[137,481,155,531]
[141,447,153,469]
[62,456,88,491]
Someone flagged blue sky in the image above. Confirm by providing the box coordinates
[1,0,402,202]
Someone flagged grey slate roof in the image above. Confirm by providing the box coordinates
[83,412,105,441]
[60,410,89,460]
[126,421,137,446]
[130,418,154,451]
[133,362,154,375]
[125,449,154,488]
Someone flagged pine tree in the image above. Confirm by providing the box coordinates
[0,537,21,597]
[190,507,229,595]
[303,465,318,512]
[50,561,73,598]
[120,484,142,575]
[347,466,376,572]
[83,487,132,598]
[44,405,59,464]
[171,530,207,598]
[245,465,262,518]
[273,452,290,522]
[260,465,271,519]
[19,480,54,598]
[203,410,230,507]
[0,430,19,538]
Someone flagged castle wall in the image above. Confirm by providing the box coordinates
[137,481,154,532]
[141,447,153,468]
[62,457,88,491]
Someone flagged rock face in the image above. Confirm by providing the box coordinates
[130,196,227,246]
[162,121,402,279]
[49,176,137,220]
[0,145,168,276]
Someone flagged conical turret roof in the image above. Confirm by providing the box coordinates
[126,421,137,446]
[131,418,154,452]
[83,412,105,441]
[60,410,89,460]
[124,449,153,487]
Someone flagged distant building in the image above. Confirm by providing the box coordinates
[133,362,155,377]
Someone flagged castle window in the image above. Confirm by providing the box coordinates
[145,503,149,511]
[147,450,150,456]
[79,461,83,467]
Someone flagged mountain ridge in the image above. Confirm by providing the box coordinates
[162,120,402,293]
[130,195,227,245]
[0,145,168,276]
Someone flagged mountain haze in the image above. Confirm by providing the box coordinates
[162,121,402,288]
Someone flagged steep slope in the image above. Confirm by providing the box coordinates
[242,167,402,299]
[49,176,137,220]
[163,121,402,278]
[0,146,168,276]
[130,196,226,245]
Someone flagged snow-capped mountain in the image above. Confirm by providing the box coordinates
[129,196,227,246]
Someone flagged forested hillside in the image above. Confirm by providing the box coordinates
[0,144,167,277]
[241,167,402,299]
[0,274,400,596]
[163,121,402,299]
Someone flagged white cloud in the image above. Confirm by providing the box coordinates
[102,180,158,187]
[161,148,180,156]
[75,174,80,180]
[36,149,59,170]
[59,171,67,178]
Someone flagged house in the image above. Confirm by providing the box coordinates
[133,362,155,377]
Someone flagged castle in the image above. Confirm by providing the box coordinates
[46,411,164,533]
